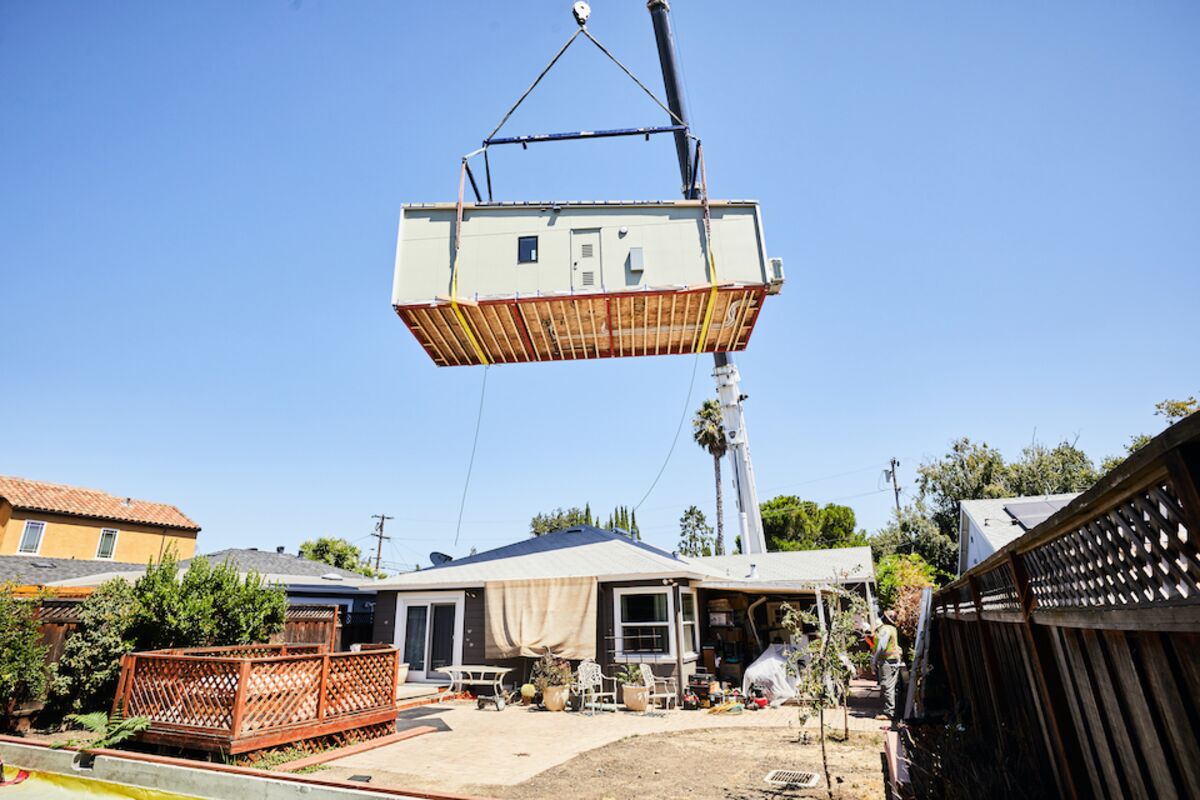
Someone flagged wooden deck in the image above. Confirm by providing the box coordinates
[114,643,400,755]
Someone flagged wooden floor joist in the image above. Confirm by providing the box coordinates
[395,286,768,366]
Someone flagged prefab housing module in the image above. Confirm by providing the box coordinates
[392,200,784,366]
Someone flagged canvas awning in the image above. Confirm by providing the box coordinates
[484,577,597,659]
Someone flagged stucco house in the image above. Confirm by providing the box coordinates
[370,525,875,687]
[0,475,200,564]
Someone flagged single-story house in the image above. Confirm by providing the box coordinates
[370,525,875,688]
[958,493,1080,574]
[0,553,146,587]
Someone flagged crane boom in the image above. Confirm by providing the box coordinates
[647,0,768,555]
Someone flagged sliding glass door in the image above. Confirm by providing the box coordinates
[397,594,463,681]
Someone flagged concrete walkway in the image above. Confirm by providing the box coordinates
[323,679,885,792]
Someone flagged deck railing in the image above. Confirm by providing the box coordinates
[114,643,400,754]
[916,413,1200,799]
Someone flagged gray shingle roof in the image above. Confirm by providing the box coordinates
[189,548,365,580]
[0,555,144,586]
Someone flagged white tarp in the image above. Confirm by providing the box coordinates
[742,642,807,706]
[484,577,597,659]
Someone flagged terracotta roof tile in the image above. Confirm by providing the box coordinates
[0,475,199,531]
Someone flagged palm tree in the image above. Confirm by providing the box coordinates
[692,398,729,555]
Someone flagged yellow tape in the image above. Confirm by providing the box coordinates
[693,250,718,353]
[450,298,490,366]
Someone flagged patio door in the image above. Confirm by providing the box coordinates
[396,593,464,682]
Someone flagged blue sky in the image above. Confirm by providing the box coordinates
[2,1,1197,570]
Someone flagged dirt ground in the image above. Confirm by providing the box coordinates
[320,726,885,800]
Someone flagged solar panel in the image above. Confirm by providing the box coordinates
[1004,498,1074,530]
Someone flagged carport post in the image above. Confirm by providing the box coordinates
[672,582,686,702]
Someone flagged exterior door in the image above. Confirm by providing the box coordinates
[396,593,464,682]
[571,229,601,291]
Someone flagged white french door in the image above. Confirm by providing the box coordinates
[395,592,465,682]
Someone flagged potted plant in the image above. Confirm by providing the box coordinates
[520,683,536,706]
[531,651,572,712]
[616,664,648,712]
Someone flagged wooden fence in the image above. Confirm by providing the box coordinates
[920,413,1200,799]
[114,643,400,755]
[34,603,341,666]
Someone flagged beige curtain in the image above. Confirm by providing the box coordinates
[484,577,597,660]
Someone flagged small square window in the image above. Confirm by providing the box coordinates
[518,236,538,264]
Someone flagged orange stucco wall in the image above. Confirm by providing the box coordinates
[0,502,197,562]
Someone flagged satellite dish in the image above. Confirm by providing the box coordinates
[429,551,454,566]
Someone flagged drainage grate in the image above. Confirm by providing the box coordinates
[764,769,820,789]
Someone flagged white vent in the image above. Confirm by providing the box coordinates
[580,243,594,258]
[581,271,595,287]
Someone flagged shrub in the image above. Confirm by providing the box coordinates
[0,588,50,713]
[531,651,572,691]
[50,579,138,714]
[130,550,286,651]
[876,553,938,612]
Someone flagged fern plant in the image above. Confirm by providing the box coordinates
[54,705,150,750]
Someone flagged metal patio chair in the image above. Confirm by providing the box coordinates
[638,663,678,713]
[574,658,619,714]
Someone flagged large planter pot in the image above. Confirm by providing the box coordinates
[396,663,409,685]
[541,685,569,712]
[622,684,649,713]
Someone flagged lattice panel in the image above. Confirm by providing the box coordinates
[324,652,395,718]
[126,657,239,730]
[976,564,1020,612]
[240,658,322,732]
[1024,480,1199,610]
[233,720,396,765]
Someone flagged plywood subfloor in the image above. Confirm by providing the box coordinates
[395,286,767,366]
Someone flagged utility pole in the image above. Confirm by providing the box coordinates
[648,0,767,555]
[886,458,902,515]
[370,514,393,572]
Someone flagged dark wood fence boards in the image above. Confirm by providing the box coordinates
[114,643,401,755]
[923,414,1200,799]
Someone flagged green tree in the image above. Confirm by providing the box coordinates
[677,506,714,557]
[299,537,380,577]
[604,505,641,539]
[781,584,869,799]
[0,588,49,714]
[915,438,1010,538]
[1005,440,1097,497]
[530,507,591,536]
[50,579,139,714]
[692,398,729,555]
[759,496,868,552]
[1101,433,1154,474]
[870,501,957,578]
[130,550,286,651]
[1156,396,1198,424]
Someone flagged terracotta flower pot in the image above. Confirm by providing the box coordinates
[622,684,649,713]
[541,685,569,711]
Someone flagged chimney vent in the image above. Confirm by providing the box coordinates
[276,546,286,554]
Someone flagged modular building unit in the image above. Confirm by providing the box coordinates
[392,200,783,366]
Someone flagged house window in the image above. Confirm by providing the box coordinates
[618,590,670,654]
[18,521,45,554]
[681,591,698,656]
[517,236,538,263]
[96,528,119,560]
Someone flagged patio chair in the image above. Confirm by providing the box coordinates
[574,658,619,714]
[638,664,678,712]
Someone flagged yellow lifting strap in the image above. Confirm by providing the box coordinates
[693,142,719,354]
[450,160,490,366]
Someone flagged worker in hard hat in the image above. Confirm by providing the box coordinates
[871,610,903,722]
